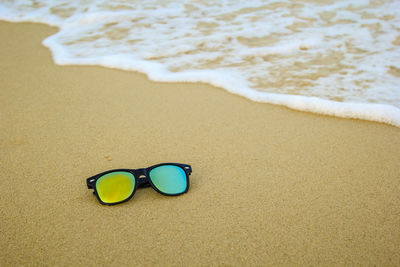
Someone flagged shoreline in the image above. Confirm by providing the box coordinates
[1,21,400,265]
[40,22,400,128]
[2,14,400,127]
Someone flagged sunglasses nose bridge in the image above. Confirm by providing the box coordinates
[135,168,151,188]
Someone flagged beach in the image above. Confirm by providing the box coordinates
[1,21,400,265]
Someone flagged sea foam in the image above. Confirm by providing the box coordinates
[1,0,400,127]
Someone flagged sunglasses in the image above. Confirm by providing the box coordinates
[86,163,192,205]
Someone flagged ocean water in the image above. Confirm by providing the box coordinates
[1,0,400,126]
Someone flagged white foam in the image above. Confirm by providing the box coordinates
[1,0,400,127]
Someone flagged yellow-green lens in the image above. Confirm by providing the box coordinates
[96,171,135,204]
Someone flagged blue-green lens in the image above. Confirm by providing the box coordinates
[149,165,187,195]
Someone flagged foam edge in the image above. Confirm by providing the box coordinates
[41,33,400,128]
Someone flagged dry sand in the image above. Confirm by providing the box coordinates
[1,21,399,266]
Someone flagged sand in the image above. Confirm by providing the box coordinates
[0,21,399,266]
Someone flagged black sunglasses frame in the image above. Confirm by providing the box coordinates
[86,163,192,205]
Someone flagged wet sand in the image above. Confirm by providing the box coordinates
[0,21,399,266]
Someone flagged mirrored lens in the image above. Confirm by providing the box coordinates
[96,171,135,204]
[149,165,187,195]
